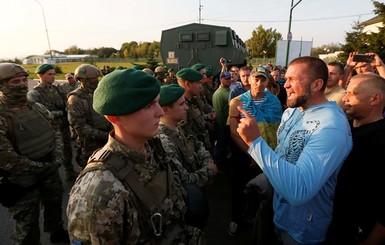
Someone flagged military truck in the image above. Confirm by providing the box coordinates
[160,23,248,73]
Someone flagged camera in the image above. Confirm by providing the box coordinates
[220,58,231,64]
[353,54,373,63]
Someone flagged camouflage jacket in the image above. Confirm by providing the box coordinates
[59,81,80,97]
[157,123,213,188]
[180,97,212,151]
[67,87,111,141]
[0,101,63,186]
[26,82,67,121]
[67,134,202,244]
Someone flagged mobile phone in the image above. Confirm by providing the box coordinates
[353,54,373,63]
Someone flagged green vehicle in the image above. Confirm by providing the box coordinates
[160,23,248,73]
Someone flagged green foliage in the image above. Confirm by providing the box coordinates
[61,42,159,60]
[245,25,283,58]
[0,58,22,64]
[64,45,85,55]
[338,1,385,61]
[53,66,63,74]
[23,61,147,80]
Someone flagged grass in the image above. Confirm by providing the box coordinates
[24,61,148,80]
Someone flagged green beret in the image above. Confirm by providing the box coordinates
[190,63,205,71]
[159,84,185,106]
[206,67,214,77]
[93,69,160,116]
[35,64,54,74]
[132,65,143,70]
[176,68,203,82]
[115,66,126,70]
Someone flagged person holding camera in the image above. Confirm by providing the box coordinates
[344,52,385,87]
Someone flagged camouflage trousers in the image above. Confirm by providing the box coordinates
[62,126,75,173]
[8,169,64,245]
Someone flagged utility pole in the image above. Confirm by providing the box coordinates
[34,0,53,63]
[199,0,203,24]
[285,0,303,67]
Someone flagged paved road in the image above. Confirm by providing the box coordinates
[0,138,253,245]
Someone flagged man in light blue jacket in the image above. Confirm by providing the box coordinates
[236,56,352,245]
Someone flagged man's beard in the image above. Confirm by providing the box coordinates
[287,91,310,108]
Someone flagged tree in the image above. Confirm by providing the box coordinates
[120,41,139,58]
[338,1,385,61]
[245,25,282,58]
[64,45,85,55]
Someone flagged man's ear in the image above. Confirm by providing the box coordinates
[105,115,118,124]
[161,106,169,114]
[370,93,383,106]
[312,78,324,92]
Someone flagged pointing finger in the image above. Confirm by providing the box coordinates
[237,106,253,119]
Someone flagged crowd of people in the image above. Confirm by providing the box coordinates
[0,51,384,245]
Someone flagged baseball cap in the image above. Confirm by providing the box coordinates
[65,73,74,79]
[250,66,268,79]
[220,71,231,79]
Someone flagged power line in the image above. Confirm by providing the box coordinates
[203,13,373,23]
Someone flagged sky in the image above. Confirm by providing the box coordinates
[0,0,381,59]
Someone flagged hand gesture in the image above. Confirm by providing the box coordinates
[366,52,384,68]
[236,106,261,146]
[346,51,358,68]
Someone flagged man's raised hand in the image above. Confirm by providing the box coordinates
[236,106,261,146]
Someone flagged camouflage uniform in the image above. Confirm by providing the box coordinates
[201,82,214,107]
[59,81,80,139]
[158,123,213,188]
[180,96,213,153]
[0,83,66,244]
[67,86,112,168]
[67,135,203,244]
[27,82,76,178]
[59,81,80,97]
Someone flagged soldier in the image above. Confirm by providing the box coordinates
[0,63,69,244]
[67,68,202,244]
[60,73,80,139]
[157,84,218,233]
[27,64,77,180]
[158,84,217,189]
[66,64,112,169]
[168,67,178,84]
[59,73,80,96]
[191,63,216,152]
[154,66,166,84]
[177,68,213,153]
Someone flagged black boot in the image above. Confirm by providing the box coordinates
[50,227,70,243]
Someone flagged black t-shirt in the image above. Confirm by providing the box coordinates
[326,118,385,243]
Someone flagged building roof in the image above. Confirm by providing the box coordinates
[362,15,383,26]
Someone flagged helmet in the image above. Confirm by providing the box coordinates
[0,63,29,81]
[142,68,154,75]
[154,66,166,74]
[74,64,102,79]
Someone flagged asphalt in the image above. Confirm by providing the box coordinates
[0,159,255,245]
[0,83,254,244]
